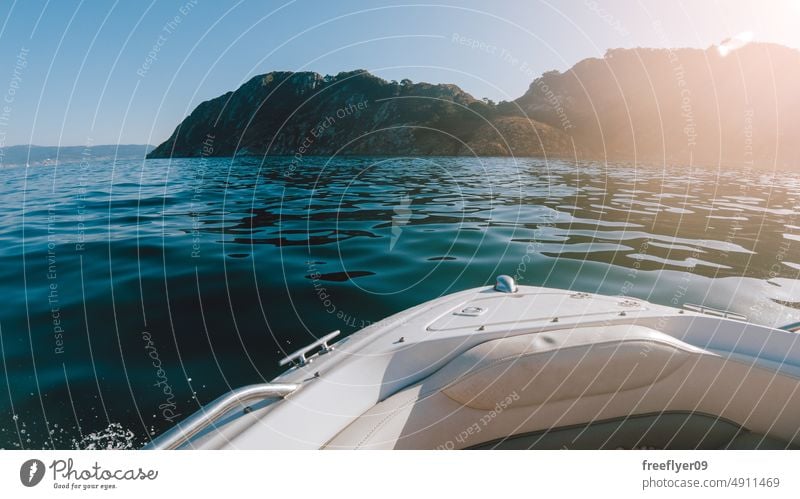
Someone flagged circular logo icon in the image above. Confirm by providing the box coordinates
[20,459,45,487]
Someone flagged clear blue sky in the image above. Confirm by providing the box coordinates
[1,0,798,146]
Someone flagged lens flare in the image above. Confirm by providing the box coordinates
[718,31,754,56]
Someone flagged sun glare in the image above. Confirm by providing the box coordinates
[718,31,754,57]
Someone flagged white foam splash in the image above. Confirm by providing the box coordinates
[73,423,138,450]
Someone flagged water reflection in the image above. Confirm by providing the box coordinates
[0,156,798,449]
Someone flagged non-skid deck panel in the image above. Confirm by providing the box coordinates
[426,292,648,332]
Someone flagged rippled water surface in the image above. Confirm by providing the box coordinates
[1,156,799,449]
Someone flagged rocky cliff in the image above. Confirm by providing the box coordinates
[147,69,578,160]
[149,43,800,168]
[515,43,800,168]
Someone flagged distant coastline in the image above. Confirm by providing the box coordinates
[0,144,154,167]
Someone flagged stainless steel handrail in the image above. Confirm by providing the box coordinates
[143,382,300,450]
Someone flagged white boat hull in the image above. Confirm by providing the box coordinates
[148,282,800,450]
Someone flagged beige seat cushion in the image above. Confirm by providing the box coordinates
[326,325,708,449]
